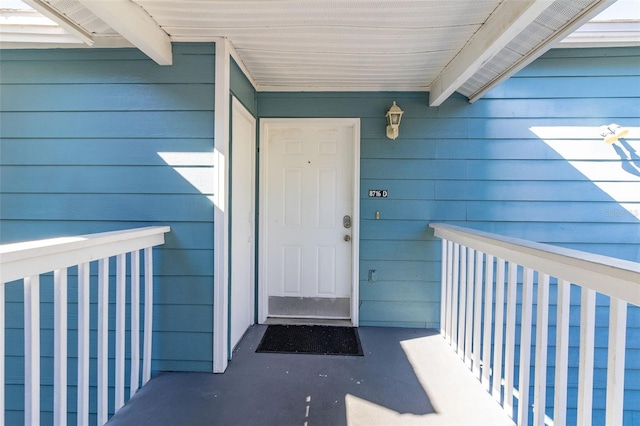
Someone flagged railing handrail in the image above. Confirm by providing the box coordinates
[0,226,171,283]
[430,223,640,306]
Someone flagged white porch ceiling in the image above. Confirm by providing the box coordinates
[1,0,635,105]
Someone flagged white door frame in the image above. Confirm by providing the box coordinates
[258,118,360,326]
[229,96,256,353]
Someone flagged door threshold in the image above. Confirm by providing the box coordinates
[264,317,354,327]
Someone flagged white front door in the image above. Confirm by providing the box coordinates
[260,119,360,324]
[230,98,256,351]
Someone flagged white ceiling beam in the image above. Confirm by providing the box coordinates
[428,0,551,107]
[22,0,94,45]
[76,0,172,65]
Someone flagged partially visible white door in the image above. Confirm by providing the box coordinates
[230,97,255,351]
[260,119,360,322]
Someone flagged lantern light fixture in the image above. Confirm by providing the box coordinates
[599,123,629,144]
[385,101,404,140]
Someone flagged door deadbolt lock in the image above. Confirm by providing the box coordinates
[343,215,352,228]
[344,235,351,242]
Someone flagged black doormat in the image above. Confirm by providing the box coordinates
[256,325,363,356]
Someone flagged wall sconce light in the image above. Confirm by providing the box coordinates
[385,101,404,140]
[599,123,629,144]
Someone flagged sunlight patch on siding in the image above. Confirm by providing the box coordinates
[157,151,218,206]
[530,126,640,220]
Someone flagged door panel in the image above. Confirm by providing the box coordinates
[264,123,355,319]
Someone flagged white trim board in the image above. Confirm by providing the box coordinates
[258,118,361,327]
[213,39,231,374]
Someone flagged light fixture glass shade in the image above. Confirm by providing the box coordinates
[385,101,404,140]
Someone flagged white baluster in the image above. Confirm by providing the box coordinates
[457,246,467,357]
[492,258,506,402]
[54,269,68,426]
[482,254,495,391]
[553,279,571,426]
[130,250,141,396]
[464,248,474,367]
[472,251,483,378]
[504,262,518,417]
[450,243,460,348]
[517,268,534,426]
[577,287,595,426]
[533,273,549,426]
[77,263,90,426]
[440,239,447,337]
[115,254,126,411]
[97,258,109,425]
[606,297,627,426]
[0,282,4,426]
[142,247,154,386]
[445,240,454,343]
[24,275,40,426]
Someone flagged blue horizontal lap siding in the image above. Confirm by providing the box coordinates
[258,47,640,423]
[0,43,216,423]
[230,57,257,116]
[0,138,214,165]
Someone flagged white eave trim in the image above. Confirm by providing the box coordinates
[259,85,430,92]
[22,0,94,45]
[0,35,133,49]
[76,0,172,65]
[559,21,640,47]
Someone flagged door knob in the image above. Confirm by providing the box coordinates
[344,235,351,242]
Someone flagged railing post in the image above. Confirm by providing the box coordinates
[142,247,154,386]
[54,269,68,426]
[24,275,40,426]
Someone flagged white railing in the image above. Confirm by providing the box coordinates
[430,223,640,426]
[0,226,170,425]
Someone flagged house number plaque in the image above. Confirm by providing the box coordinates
[368,190,388,198]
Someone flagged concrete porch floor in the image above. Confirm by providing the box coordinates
[108,325,514,426]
